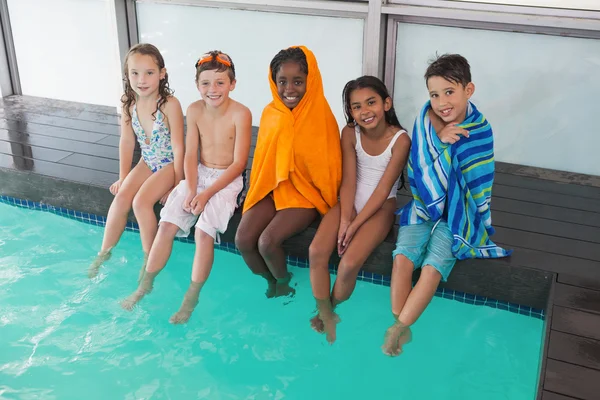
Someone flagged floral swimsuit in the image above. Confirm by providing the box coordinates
[131,103,174,172]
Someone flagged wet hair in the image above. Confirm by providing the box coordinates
[342,75,406,188]
[194,50,236,82]
[269,47,308,83]
[424,53,471,87]
[121,43,173,123]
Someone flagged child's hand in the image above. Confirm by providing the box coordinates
[160,188,174,205]
[338,219,356,256]
[109,179,124,196]
[191,192,209,216]
[337,219,351,255]
[437,124,469,144]
[183,191,195,213]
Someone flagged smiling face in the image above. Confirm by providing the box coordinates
[427,76,475,125]
[127,53,165,98]
[197,69,235,107]
[349,87,391,130]
[275,61,307,110]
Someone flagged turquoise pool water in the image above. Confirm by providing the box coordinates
[0,203,543,399]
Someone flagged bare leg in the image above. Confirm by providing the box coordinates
[383,265,441,356]
[88,162,152,278]
[308,204,340,335]
[258,207,318,297]
[381,254,414,356]
[170,229,214,324]
[120,222,179,310]
[235,196,277,297]
[132,163,175,254]
[323,199,395,343]
[120,270,158,310]
[390,254,415,318]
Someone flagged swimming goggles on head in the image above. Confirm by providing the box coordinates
[196,53,232,67]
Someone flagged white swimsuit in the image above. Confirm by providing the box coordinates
[354,125,406,214]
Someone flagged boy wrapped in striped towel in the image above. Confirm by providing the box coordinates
[383,54,510,357]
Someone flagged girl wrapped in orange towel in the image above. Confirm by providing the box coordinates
[235,46,342,298]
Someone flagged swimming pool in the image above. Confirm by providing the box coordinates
[0,202,543,399]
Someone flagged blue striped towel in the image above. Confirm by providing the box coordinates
[397,100,511,260]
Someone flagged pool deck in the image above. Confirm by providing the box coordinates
[1,95,599,399]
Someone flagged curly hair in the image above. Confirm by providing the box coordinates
[269,47,308,83]
[121,43,173,123]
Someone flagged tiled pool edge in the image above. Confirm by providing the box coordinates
[0,195,545,320]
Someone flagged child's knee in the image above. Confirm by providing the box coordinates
[308,240,329,265]
[132,194,151,214]
[113,191,133,213]
[393,254,414,274]
[257,232,279,257]
[337,259,361,281]
[158,221,179,237]
[194,228,213,243]
[421,265,442,282]
[234,228,254,252]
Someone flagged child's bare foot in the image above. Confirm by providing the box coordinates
[169,282,202,324]
[382,321,412,356]
[120,289,148,310]
[321,312,340,344]
[274,273,295,297]
[120,270,157,311]
[266,280,277,298]
[310,314,325,333]
[88,248,112,278]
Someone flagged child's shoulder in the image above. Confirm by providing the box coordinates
[229,99,251,118]
[391,126,411,150]
[341,124,356,138]
[161,95,182,114]
[186,99,205,115]
[228,100,252,127]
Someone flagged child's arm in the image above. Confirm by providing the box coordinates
[110,105,136,195]
[165,96,185,184]
[191,106,252,215]
[336,126,357,253]
[182,104,200,211]
[344,133,411,242]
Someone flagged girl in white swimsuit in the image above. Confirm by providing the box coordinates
[308,76,411,344]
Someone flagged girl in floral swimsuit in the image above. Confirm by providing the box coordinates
[88,43,184,280]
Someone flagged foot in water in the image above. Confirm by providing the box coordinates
[265,280,277,298]
[321,312,340,344]
[310,314,325,333]
[88,248,112,278]
[170,282,202,324]
[382,321,412,356]
[120,270,157,310]
[274,273,295,298]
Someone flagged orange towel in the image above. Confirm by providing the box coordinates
[243,46,342,215]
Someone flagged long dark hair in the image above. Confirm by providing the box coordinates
[342,75,406,188]
[342,75,404,130]
[121,43,173,123]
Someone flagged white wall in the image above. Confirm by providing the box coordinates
[393,23,600,176]
[136,3,364,128]
[7,0,122,107]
